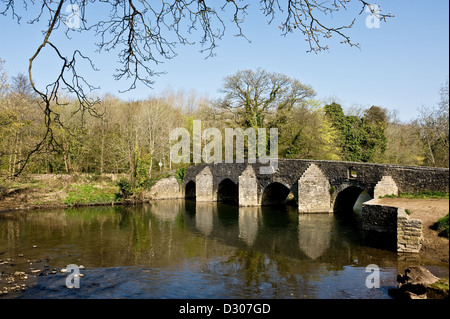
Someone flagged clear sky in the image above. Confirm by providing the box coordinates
[0,0,448,122]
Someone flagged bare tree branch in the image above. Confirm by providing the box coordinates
[0,0,394,175]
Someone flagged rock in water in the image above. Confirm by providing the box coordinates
[390,266,440,299]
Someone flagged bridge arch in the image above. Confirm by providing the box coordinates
[185,180,196,199]
[217,178,239,204]
[261,182,291,206]
[333,185,372,214]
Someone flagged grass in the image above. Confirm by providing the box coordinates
[382,191,449,199]
[428,278,449,299]
[64,183,118,206]
[433,213,449,238]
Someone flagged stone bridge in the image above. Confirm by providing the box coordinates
[149,159,448,253]
[182,160,449,214]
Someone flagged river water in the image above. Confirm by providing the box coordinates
[0,200,448,299]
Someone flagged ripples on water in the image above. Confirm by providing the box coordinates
[0,200,447,299]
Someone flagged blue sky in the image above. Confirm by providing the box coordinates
[0,0,448,122]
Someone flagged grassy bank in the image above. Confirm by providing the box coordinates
[0,170,187,211]
[0,175,120,211]
[382,191,449,200]
[64,183,119,206]
[0,167,188,211]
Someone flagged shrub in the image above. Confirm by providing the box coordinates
[434,214,449,238]
[329,186,336,196]
[175,167,187,185]
[116,178,133,199]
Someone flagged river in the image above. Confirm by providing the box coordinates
[0,200,448,299]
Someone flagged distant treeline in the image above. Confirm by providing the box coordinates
[1,63,448,184]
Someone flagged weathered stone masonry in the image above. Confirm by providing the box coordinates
[362,200,424,253]
[298,164,332,213]
[182,159,449,211]
[152,159,448,253]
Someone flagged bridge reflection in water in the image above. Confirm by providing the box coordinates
[149,199,395,261]
[298,214,333,260]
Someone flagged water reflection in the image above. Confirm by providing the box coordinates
[238,206,261,246]
[195,202,215,236]
[298,214,333,260]
[148,200,182,221]
[0,200,441,299]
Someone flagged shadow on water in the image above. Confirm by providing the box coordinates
[333,205,397,252]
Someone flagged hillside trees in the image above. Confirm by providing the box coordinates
[1,62,448,180]
[271,100,341,160]
[0,65,189,179]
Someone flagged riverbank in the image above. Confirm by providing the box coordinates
[0,175,122,212]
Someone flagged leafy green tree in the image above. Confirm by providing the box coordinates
[382,121,424,166]
[360,106,388,162]
[325,103,388,163]
[273,100,340,160]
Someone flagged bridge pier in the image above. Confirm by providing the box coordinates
[298,164,333,213]
[176,160,449,254]
[238,165,258,206]
[196,167,214,201]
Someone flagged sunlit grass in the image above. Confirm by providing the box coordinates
[382,191,449,199]
[64,183,118,206]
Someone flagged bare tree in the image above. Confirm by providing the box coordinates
[0,58,8,99]
[415,81,450,168]
[0,0,393,175]
[219,68,316,128]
